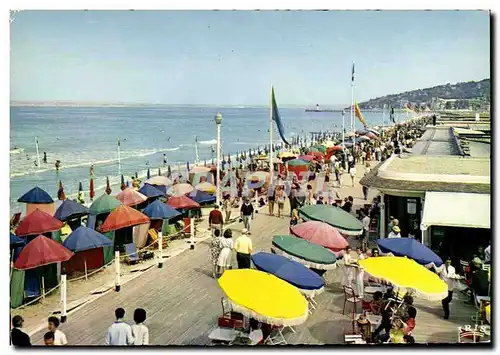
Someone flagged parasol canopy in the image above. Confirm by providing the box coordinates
[356,136,371,142]
[145,176,173,186]
[287,158,309,167]
[366,132,377,139]
[306,151,324,159]
[116,188,148,206]
[63,226,113,252]
[187,190,216,204]
[298,155,315,162]
[299,205,363,236]
[189,166,211,174]
[358,256,448,301]
[252,252,325,297]
[311,145,327,153]
[138,184,165,198]
[277,151,297,159]
[368,129,380,136]
[218,269,309,327]
[355,129,368,135]
[271,235,337,270]
[54,199,90,222]
[290,221,348,252]
[167,195,200,210]
[10,233,25,247]
[194,181,216,194]
[143,200,181,220]
[100,205,150,232]
[15,209,65,236]
[167,183,194,196]
[14,235,74,270]
[17,186,54,204]
[89,194,121,215]
[377,238,443,266]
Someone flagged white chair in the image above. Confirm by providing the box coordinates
[264,326,287,345]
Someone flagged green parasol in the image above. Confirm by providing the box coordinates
[271,235,337,270]
[287,158,309,167]
[311,145,326,153]
[299,205,363,236]
[89,193,121,215]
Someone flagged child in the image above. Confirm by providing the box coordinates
[44,332,55,346]
[47,316,67,346]
[131,308,149,345]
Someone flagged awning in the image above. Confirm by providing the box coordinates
[421,192,490,230]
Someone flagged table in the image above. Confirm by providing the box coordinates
[208,327,242,344]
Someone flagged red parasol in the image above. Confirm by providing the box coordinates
[15,209,65,236]
[290,221,348,252]
[14,235,74,270]
[90,178,95,200]
[167,195,200,209]
[298,155,315,162]
[105,176,111,195]
[307,151,324,159]
[100,205,150,232]
[116,188,147,206]
[57,180,66,200]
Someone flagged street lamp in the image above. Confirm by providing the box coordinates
[215,113,223,207]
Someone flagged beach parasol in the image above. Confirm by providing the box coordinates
[368,129,380,136]
[298,155,315,162]
[139,184,165,198]
[89,178,95,200]
[194,181,216,194]
[311,145,326,153]
[290,221,348,252]
[63,226,113,252]
[54,199,90,222]
[277,151,297,159]
[190,166,211,174]
[287,158,309,166]
[187,190,216,204]
[366,132,377,139]
[346,131,355,137]
[89,193,121,215]
[105,177,111,195]
[116,188,148,206]
[167,183,194,196]
[10,233,25,247]
[15,209,64,236]
[355,129,368,135]
[306,151,324,159]
[17,187,53,204]
[147,168,151,180]
[100,205,150,233]
[299,205,363,236]
[358,256,448,301]
[377,238,443,266]
[167,195,200,210]
[14,235,74,270]
[146,175,173,186]
[356,136,371,142]
[218,269,309,327]
[252,252,325,297]
[143,200,181,220]
[271,236,337,270]
[326,146,343,155]
[57,181,66,200]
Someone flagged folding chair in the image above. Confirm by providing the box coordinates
[264,325,287,345]
[458,327,482,343]
[342,285,363,319]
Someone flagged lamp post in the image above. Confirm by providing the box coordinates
[215,113,223,207]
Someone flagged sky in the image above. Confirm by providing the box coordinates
[10,10,490,106]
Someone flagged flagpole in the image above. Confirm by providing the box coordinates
[117,139,122,176]
[269,86,274,185]
[350,62,355,152]
[382,104,386,137]
[341,110,345,146]
[35,137,41,168]
[194,135,200,165]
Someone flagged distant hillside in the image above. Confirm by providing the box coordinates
[358,78,490,110]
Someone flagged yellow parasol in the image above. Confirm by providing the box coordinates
[322,140,337,148]
[218,269,309,327]
[194,181,216,194]
[358,256,448,301]
[278,151,297,159]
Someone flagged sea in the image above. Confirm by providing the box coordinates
[10,106,400,213]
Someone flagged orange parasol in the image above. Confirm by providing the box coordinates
[100,205,150,232]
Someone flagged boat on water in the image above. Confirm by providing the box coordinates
[305,104,335,113]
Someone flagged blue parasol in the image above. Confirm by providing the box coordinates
[17,186,54,204]
[143,200,181,220]
[251,252,325,292]
[63,226,112,252]
[139,184,165,198]
[377,238,443,266]
[54,199,90,222]
[10,233,25,247]
[187,190,216,204]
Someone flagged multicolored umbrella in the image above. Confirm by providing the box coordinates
[100,205,150,233]
[63,226,113,252]
[14,235,74,270]
[297,155,315,162]
[15,209,65,236]
[299,205,363,236]
[17,187,53,204]
[252,252,325,297]
[271,235,337,270]
[116,188,147,206]
[218,269,309,327]
[145,176,173,186]
[89,194,121,215]
[142,200,181,220]
[358,256,448,301]
[194,181,216,194]
[167,195,200,209]
[54,199,90,222]
[377,238,443,266]
[167,183,194,196]
[138,184,165,198]
[290,221,348,252]
[311,145,326,153]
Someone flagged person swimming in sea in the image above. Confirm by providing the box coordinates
[90,164,95,178]
[43,152,47,163]
[55,160,61,172]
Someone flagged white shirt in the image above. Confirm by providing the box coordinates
[485,245,491,263]
[54,329,67,346]
[434,264,456,291]
[387,232,401,238]
[362,216,371,231]
[131,323,149,345]
[350,167,357,177]
[105,320,134,346]
[348,155,354,163]
[330,155,336,163]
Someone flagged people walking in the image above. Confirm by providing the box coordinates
[275,185,286,218]
[131,308,149,345]
[361,210,371,251]
[222,195,232,223]
[267,184,275,216]
[349,164,357,187]
[105,308,134,346]
[209,205,223,236]
[11,315,31,347]
[210,229,223,278]
[234,229,253,269]
[47,316,67,345]
[240,198,254,234]
[430,258,456,319]
[217,229,234,275]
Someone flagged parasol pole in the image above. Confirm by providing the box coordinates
[84,258,88,281]
[350,62,356,157]
[269,86,274,186]
[35,137,41,168]
[342,109,345,146]
[158,231,163,268]
[194,135,200,165]
[41,276,46,300]
[117,139,122,176]
[382,104,386,138]
[60,274,67,323]
[115,251,121,292]
[189,217,195,250]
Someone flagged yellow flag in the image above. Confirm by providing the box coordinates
[354,102,367,127]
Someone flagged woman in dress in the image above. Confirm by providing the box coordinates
[217,229,234,277]
[210,229,223,278]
